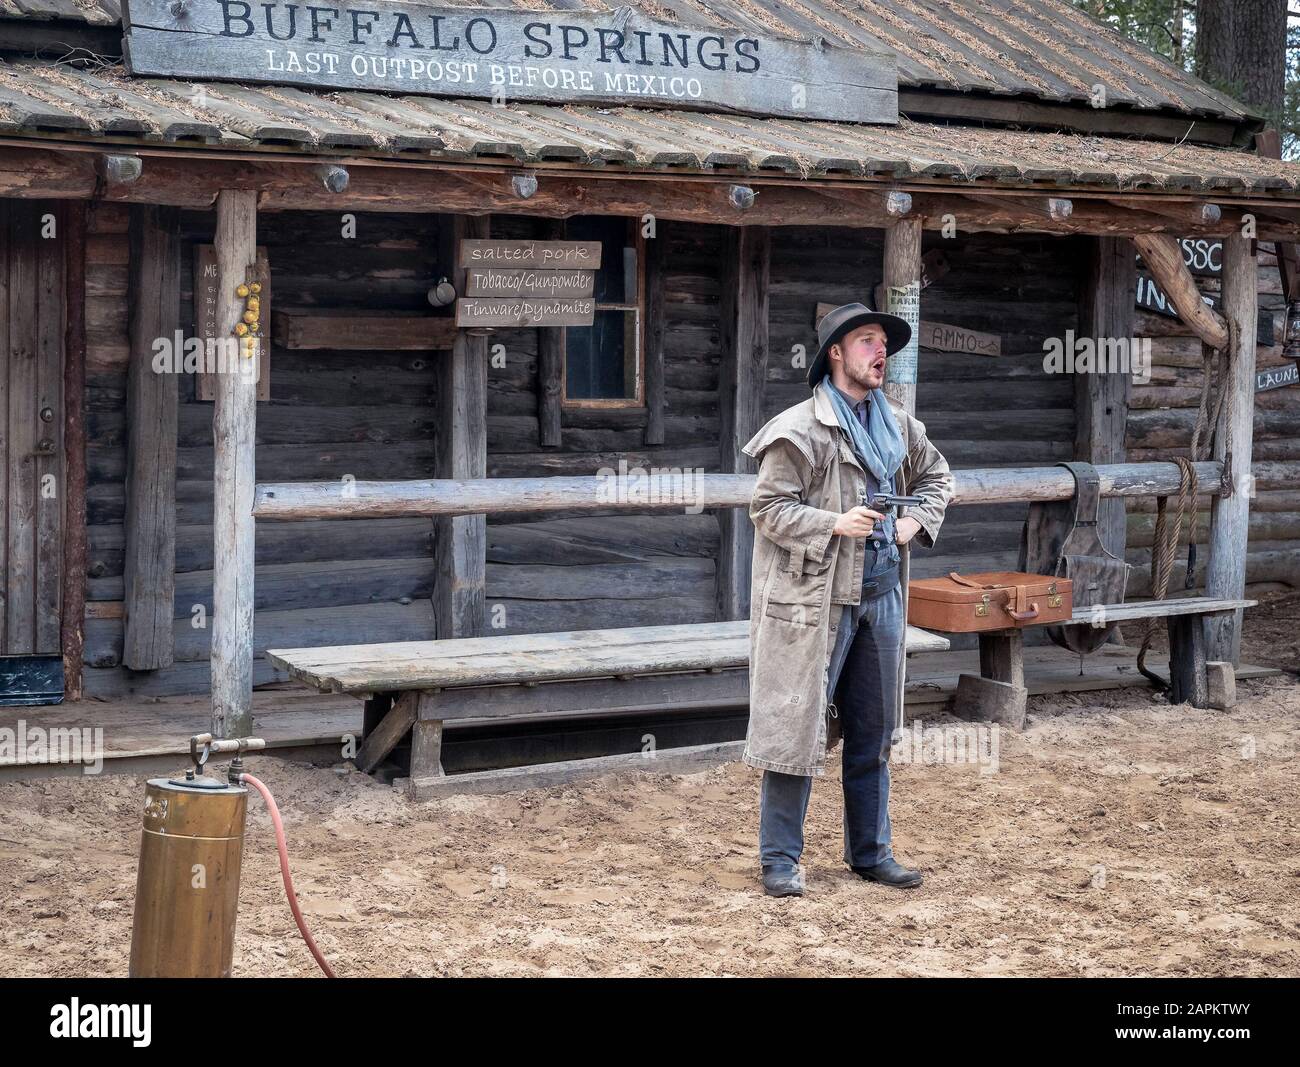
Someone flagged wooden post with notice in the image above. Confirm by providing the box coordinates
[1204,232,1258,665]
[882,219,922,416]
[210,190,258,739]
[882,216,923,735]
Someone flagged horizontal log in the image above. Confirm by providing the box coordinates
[253,460,1226,519]
[6,145,1300,238]
[272,310,457,350]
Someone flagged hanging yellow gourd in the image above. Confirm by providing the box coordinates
[236,283,250,298]
[234,322,249,336]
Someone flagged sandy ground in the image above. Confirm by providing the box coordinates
[1,593,1298,978]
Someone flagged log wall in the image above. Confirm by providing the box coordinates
[68,208,1297,699]
[1126,247,1300,592]
[82,208,446,697]
[480,215,722,635]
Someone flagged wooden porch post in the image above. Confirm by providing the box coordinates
[123,205,180,670]
[1204,232,1258,665]
[1077,236,1135,558]
[717,225,769,621]
[882,218,922,415]
[211,190,258,738]
[434,214,487,639]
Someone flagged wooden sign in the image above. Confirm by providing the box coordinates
[1256,362,1299,391]
[917,320,1001,357]
[920,249,951,289]
[457,238,600,326]
[465,267,595,298]
[120,1,898,123]
[459,240,601,270]
[194,244,270,401]
[814,304,999,357]
[456,297,597,327]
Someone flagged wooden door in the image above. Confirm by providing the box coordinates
[1,200,65,655]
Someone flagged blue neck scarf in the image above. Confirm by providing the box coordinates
[822,379,906,484]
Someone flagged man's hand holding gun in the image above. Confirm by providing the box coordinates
[831,491,925,546]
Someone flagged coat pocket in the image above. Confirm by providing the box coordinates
[765,551,831,626]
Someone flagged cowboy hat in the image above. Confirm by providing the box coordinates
[808,301,911,387]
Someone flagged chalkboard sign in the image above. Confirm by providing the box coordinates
[1257,362,1299,391]
[1136,270,1275,345]
[121,1,898,123]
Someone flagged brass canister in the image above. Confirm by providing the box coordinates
[128,775,248,978]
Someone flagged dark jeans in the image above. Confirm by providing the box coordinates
[759,583,904,871]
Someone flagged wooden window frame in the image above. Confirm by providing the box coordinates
[560,218,646,409]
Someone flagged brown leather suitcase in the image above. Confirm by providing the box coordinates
[907,571,1073,633]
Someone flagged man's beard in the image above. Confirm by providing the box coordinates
[845,363,880,392]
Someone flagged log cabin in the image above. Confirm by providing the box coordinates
[0,0,1297,782]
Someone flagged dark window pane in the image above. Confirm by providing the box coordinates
[566,215,627,304]
[566,310,637,399]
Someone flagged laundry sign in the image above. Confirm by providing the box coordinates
[120,1,898,123]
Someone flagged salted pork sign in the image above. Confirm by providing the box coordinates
[120,1,898,122]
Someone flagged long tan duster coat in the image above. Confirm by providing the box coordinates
[741,379,954,777]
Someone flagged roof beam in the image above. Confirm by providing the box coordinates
[5,143,1300,239]
[1108,198,1223,228]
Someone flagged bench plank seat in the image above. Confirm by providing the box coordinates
[948,596,1256,727]
[266,620,951,696]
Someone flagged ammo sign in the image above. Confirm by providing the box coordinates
[120,1,897,122]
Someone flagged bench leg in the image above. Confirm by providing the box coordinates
[1167,615,1209,707]
[957,629,1028,730]
[979,629,1025,689]
[1206,661,1236,710]
[410,720,445,779]
[356,692,418,774]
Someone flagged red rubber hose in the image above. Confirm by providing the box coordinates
[240,773,337,978]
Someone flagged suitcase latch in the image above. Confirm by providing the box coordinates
[1047,582,1062,608]
[976,593,990,617]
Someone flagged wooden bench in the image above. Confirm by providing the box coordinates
[267,620,951,797]
[946,596,1256,729]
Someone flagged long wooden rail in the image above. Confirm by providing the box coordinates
[252,460,1226,520]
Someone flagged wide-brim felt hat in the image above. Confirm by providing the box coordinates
[808,301,911,387]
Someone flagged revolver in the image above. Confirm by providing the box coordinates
[859,490,923,545]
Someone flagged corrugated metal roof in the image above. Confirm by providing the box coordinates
[0,0,1257,124]
[0,58,1296,194]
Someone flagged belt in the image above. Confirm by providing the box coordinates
[860,564,900,601]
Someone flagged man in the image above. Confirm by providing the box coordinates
[741,302,954,898]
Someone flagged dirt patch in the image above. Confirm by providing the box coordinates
[2,609,1298,977]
